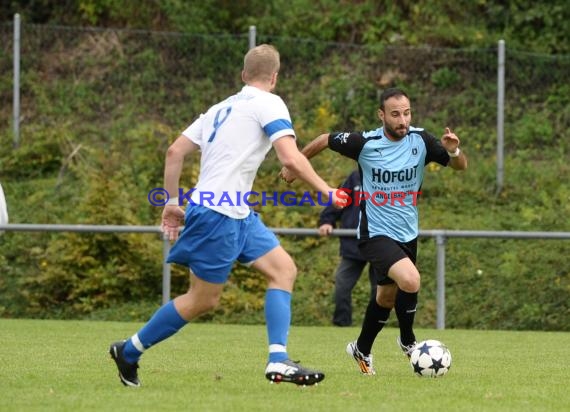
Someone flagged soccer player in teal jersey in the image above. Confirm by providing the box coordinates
[281,88,467,375]
[110,44,345,387]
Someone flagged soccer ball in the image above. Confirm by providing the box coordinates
[409,339,452,378]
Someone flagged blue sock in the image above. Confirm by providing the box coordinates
[123,300,187,363]
[265,289,291,363]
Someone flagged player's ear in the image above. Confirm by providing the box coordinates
[265,72,277,91]
[377,108,384,122]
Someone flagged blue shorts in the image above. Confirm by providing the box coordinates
[167,205,280,283]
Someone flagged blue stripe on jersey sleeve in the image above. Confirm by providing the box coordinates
[263,119,293,137]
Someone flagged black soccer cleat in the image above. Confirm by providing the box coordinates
[265,359,325,386]
[109,340,141,387]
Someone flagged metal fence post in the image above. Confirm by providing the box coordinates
[497,39,505,194]
[162,234,171,304]
[248,25,256,49]
[435,232,447,330]
[13,13,21,148]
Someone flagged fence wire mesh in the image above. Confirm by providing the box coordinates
[1,23,569,153]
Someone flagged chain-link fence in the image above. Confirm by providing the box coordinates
[2,20,569,163]
[1,23,249,144]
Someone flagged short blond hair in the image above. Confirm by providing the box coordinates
[242,44,280,83]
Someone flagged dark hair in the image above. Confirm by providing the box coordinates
[379,88,409,111]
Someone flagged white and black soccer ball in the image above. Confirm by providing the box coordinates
[409,339,452,378]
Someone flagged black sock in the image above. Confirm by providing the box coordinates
[356,298,391,355]
[395,289,418,345]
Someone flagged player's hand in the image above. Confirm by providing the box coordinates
[161,205,184,241]
[318,223,334,236]
[279,166,297,183]
[330,188,347,210]
[441,127,460,152]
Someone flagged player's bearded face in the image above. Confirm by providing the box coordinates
[384,122,409,140]
[381,96,411,140]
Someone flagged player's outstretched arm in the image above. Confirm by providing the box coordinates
[279,133,330,183]
[273,135,344,208]
[300,133,330,159]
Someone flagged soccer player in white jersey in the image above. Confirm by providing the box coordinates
[110,44,344,387]
[281,88,467,376]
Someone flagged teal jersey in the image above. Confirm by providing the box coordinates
[329,127,450,242]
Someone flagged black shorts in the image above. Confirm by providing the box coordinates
[358,236,418,285]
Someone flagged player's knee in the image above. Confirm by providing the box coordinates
[398,273,421,293]
[377,295,395,308]
[377,286,396,308]
[282,260,298,283]
[264,259,297,290]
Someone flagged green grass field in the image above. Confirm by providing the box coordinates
[1,319,568,412]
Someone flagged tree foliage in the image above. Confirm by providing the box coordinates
[2,0,569,53]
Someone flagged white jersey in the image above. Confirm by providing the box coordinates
[182,85,295,219]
